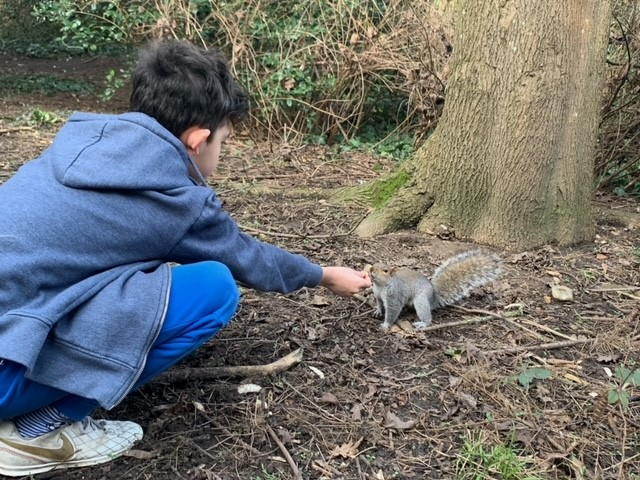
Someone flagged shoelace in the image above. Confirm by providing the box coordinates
[79,417,112,434]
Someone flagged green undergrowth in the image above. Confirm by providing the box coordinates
[0,0,438,158]
[455,431,544,480]
[0,74,95,96]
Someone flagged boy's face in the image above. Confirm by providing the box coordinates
[188,124,230,178]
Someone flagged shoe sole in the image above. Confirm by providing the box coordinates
[0,450,128,477]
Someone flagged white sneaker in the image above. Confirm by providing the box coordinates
[0,417,143,477]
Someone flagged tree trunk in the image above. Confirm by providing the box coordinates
[355,0,611,251]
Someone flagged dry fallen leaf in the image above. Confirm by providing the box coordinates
[456,391,478,409]
[276,427,292,445]
[383,411,416,430]
[123,449,157,460]
[310,294,330,306]
[330,437,364,459]
[319,392,340,404]
[563,373,587,385]
[306,326,318,340]
[449,376,462,388]
[597,353,621,363]
[351,403,362,421]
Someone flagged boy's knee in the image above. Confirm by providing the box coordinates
[170,261,240,326]
[198,261,240,311]
[200,261,237,293]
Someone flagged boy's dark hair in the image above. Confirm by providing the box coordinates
[129,40,250,139]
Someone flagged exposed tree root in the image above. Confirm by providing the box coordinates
[353,173,434,237]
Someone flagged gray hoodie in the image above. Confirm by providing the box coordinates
[0,112,323,409]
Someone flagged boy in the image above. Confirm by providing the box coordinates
[0,39,371,476]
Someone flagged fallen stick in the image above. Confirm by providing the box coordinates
[265,423,302,480]
[198,410,263,457]
[521,319,576,341]
[454,306,545,340]
[485,338,594,355]
[417,315,494,332]
[157,348,304,383]
[240,214,364,240]
[588,286,640,292]
[0,126,35,135]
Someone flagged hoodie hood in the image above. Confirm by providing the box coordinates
[49,112,197,190]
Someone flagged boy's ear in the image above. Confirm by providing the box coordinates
[180,127,211,155]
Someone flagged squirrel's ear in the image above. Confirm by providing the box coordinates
[388,266,398,275]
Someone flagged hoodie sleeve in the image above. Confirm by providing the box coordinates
[167,191,324,293]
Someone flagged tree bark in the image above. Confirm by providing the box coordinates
[355,0,611,251]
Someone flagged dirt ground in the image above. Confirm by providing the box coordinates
[1,53,640,480]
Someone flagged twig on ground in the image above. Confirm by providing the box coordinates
[452,306,581,341]
[170,465,189,480]
[451,305,532,333]
[265,423,302,480]
[485,338,594,355]
[520,319,577,341]
[198,410,263,457]
[241,225,328,239]
[503,319,546,340]
[451,305,504,318]
[417,314,495,332]
[240,213,366,240]
[0,126,35,135]
[619,291,640,301]
[355,456,365,480]
[312,461,338,478]
[157,348,304,383]
[588,286,640,292]
[618,403,628,480]
[190,441,218,462]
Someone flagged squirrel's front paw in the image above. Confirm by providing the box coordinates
[380,322,393,331]
[374,307,383,318]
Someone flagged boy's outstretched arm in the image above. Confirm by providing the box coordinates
[319,266,371,297]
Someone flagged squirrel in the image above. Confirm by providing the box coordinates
[369,250,501,331]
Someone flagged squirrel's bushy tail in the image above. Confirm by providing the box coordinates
[431,250,501,308]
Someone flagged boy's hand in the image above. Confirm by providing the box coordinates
[319,266,372,297]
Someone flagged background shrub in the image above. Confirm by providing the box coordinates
[598,0,640,196]
[2,0,640,194]
[19,0,453,150]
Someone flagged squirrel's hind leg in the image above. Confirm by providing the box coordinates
[412,299,433,331]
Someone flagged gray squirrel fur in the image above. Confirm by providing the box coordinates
[370,250,501,330]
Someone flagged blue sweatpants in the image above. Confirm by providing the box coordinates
[0,261,239,421]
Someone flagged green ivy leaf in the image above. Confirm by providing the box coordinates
[620,390,630,410]
[615,366,632,381]
[517,367,552,389]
